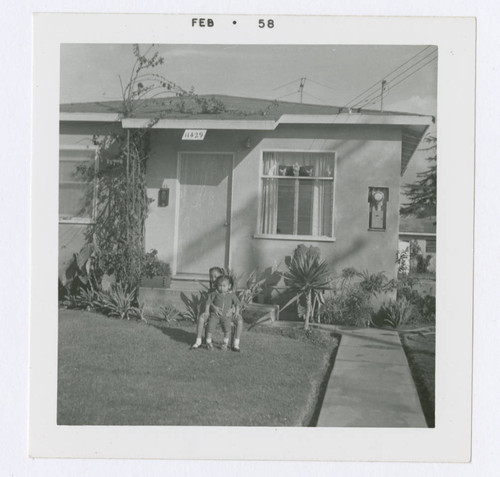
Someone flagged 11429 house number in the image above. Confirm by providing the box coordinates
[182,129,207,140]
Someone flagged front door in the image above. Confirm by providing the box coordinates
[176,152,232,277]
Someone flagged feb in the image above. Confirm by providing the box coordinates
[192,18,214,27]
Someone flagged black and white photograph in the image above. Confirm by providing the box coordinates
[28,14,475,462]
[57,43,437,428]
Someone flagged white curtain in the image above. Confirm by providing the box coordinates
[262,152,334,236]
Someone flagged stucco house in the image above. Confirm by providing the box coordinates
[59,95,433,291]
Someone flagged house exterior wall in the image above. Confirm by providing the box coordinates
[58,122,121,281]
[145,123,402,281]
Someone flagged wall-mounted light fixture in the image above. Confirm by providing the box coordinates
[158,180,169,207]
[242,136,251,149]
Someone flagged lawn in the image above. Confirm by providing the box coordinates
[400,331,435,427]
[57,309,338,426]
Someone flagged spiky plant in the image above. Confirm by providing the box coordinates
[282,245,332,330]
[101,283,137,320]
[382,297,413,328]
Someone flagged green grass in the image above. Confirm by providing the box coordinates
[400,332,435,427]
[58,309,338,426]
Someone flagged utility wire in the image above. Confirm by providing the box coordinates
[303,91,328,104]
[271,77,304,91]
[351,50,438,109]
[276,91,299,100]
[342,46,434,108]
[357,55,438,109]
[307,78,336,91]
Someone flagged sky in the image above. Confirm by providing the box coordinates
[60,44,438,183]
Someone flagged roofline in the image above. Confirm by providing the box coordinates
[60,112,122,122]
[399,232,436,239]
[57,112,434,130]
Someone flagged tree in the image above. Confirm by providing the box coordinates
[400,135,436,219]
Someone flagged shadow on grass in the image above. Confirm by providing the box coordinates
[152,324,196,345]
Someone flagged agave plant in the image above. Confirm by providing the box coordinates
[282,245,332,330]
[231,269,267,309]
[160,302,180,322]
[101,283,137,320]
[180,291,208,322]
[132,300,149,323]
[382,296,413,328]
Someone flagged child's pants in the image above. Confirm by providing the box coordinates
[207,313,232,335]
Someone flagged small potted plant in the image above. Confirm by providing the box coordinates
[140,249,172,288]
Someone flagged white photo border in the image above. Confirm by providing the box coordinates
[30,13,475,461]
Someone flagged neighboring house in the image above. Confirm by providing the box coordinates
[59,95,433,286]
[399,215,437,273]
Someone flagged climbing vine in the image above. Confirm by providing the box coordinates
[80,45,187,289]
[77,44,283,290]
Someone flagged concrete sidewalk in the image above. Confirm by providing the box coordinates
[316,328,427,427]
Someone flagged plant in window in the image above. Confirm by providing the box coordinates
[282,245,332,330]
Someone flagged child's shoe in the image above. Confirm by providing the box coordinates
[206,342,214,350]
[191,343,201,350]
[220,343,228,351]
[232,346,241,352]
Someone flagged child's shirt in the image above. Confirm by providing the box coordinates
[207,291,240,318]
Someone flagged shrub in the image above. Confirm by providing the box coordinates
[141,249,172,278]
[72,287,105,311]
[132,300,149,323]
[320,288,372,327]
[160,302,181,321]
[319,267,393,327]
[381,297,413,328]
[180,291,209,322]
[227,269,267,309]
[395,276,435,324]
[100,283,137,320]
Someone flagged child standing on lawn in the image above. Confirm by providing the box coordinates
[205,275,242,351]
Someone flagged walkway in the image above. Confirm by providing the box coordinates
[316,328,427,427]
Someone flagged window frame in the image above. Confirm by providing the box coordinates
[255,149,337,242]
[58,145,98,225]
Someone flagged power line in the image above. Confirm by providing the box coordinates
[342,46,434,108]
[307,78,336,91]
[276,91,299,100]
[357,55,438,109]
[351,50,438,109]
[303,91,327,104]
[271,77,304,91]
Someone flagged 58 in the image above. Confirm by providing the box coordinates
[258,19,274,28]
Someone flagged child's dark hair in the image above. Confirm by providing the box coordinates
[209,267,224,288]
[209,266,224,275]
[215,274,234,289]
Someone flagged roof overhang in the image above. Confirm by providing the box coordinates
[399,232,436,240]
[60,111,433,175]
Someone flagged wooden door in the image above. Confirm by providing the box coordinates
[176,153,232,276]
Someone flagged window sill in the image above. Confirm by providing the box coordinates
[59,219,95,225]
[253,233,336,242]
[367,228,387,232]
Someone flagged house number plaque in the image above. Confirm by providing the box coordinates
[182,129,207,140]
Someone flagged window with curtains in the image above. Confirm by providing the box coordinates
[260,151,335,237]
[59,147,97,223]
